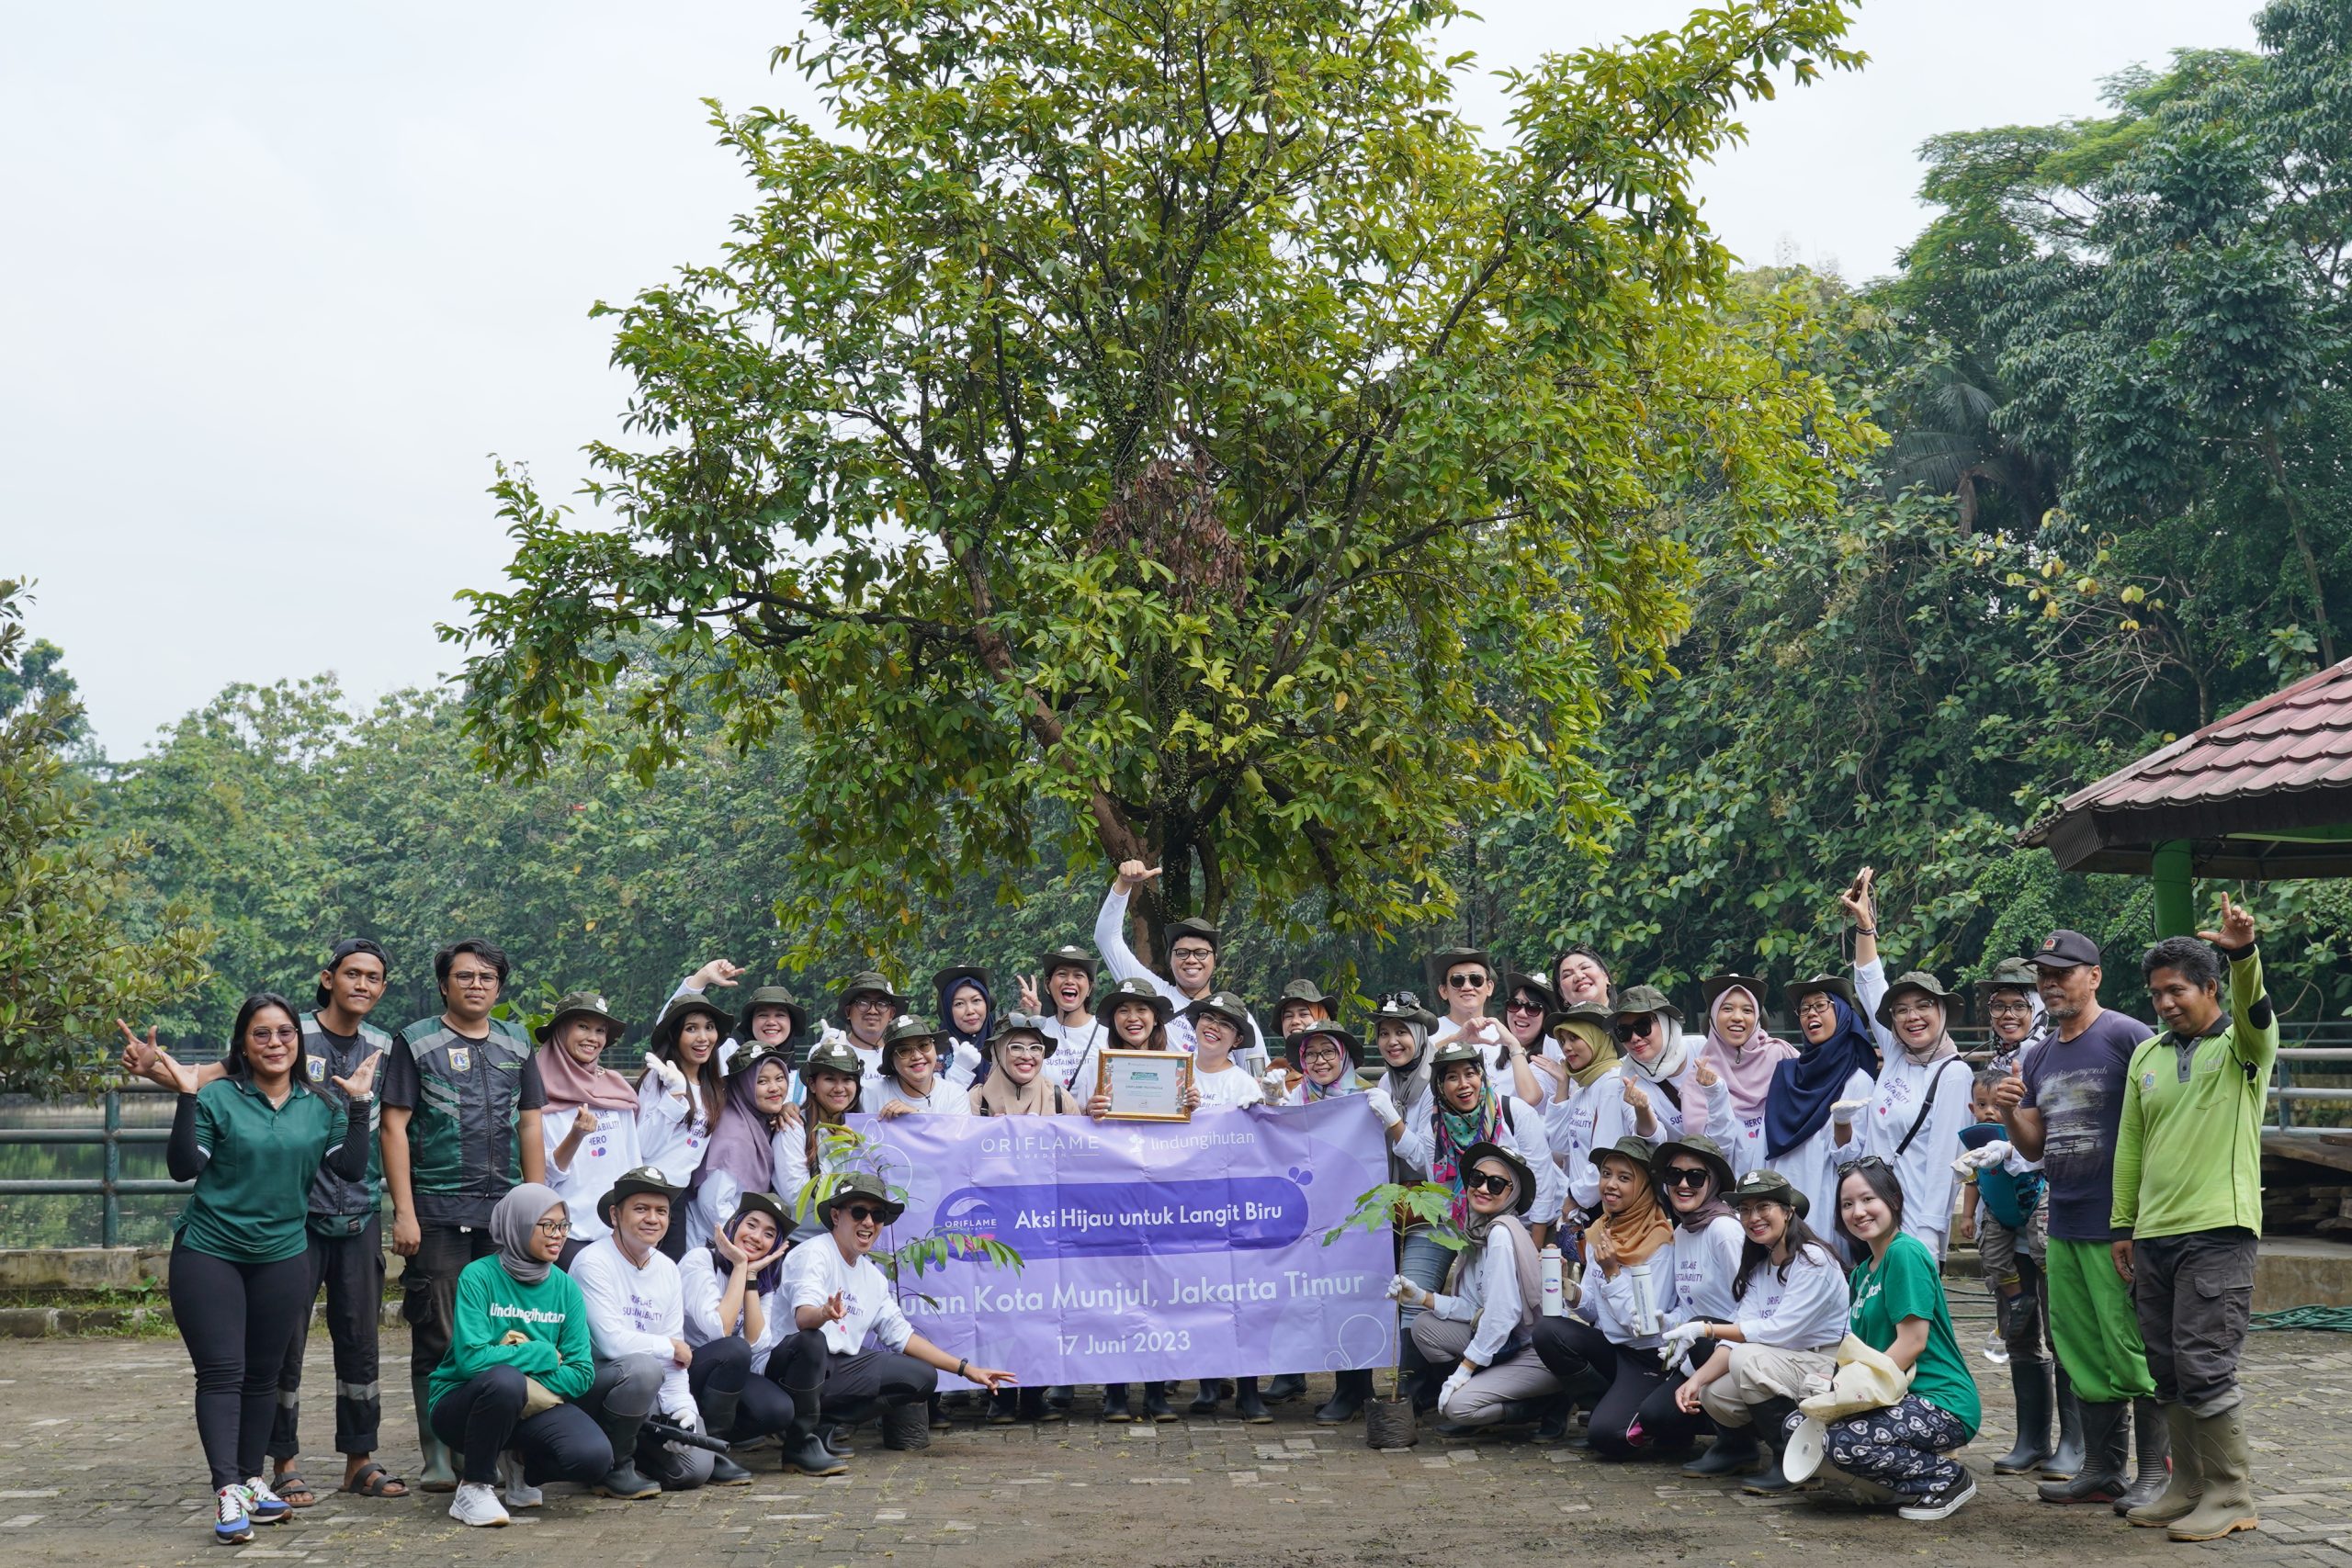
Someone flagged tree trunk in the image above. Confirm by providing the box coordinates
[2264,431,2336,667]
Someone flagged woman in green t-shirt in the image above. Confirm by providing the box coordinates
[1828,1157,1984,1521]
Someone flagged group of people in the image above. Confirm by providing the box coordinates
[124,860,2276,1546]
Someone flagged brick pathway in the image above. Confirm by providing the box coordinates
[6,1318,2352,1566]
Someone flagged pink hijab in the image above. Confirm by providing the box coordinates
[535,1043,640,1114]
[1702,985,1797,1122]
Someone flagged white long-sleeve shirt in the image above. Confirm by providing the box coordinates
[1427,1018,1557,1104]
[771,1123,834,1224]
[571,1235,695,1417]
[1570,1060,1735,1211]
[678,1247,790,1373]
[1730,1241,1849,1350]
[1092,886,1271,1073]
[1393,1095,1566,1228]
[636,1070,715,1188]
[1768,1066,1876,1235]
[1663,1213,1747,1328]
[1578,1256,1673,1348]
[539,1103,645,1246]
[783,1236,914,1355]
[1544,1074,1608,1200]
[1428,1225,1534,1368]
[1853,961,1972,1257]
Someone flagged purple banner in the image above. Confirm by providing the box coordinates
[848,1097,1397,1384]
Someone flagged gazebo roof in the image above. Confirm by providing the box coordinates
[2022,655,2352,878]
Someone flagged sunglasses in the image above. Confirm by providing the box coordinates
[1463,1171,1515,1196]
[1444,972,1488,988]
[1660,1167,1713,1190]
[1379,991,1426,1012]
[843,1204,888,1224]
[1505,998,1545,1016]
[1611,1017,1657,1042]
[1837,1154,1892,1174]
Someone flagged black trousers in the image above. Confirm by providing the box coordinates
[769,1327,935,1417]
[428,1366,611,1487]
[401,1222,495,1379]
[269,1216,385,1462]
[687,1336,796,1438]
[1532,1315,1702,1457]
[2133,1228,2259,1416]
[169,1240,313,1491]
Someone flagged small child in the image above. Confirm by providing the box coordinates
[1955,1066,2055,1474]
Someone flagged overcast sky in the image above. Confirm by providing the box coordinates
[2,1,2260,757]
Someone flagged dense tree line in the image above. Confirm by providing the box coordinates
[9,1,2352,1083]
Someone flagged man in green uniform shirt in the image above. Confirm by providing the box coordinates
[2109,895,2272,1543]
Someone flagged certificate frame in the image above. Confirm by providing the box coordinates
[1093,1048,1194,1122]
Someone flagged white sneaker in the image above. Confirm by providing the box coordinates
[498,1452,543,1510]
[240,1477,290,1525]
[448,1481,511,1528]
[213,1485,254,1545]
[1897,1473,1977,1521]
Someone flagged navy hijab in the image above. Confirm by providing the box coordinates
[1763,994,1882,1160]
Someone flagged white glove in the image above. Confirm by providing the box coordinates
[679,1404,707,1437]
[1384,1273,1427,1307]
[1261,1069,1290,1100]
[1657,1320,1707,1365]
[1951,1140,2014,1177]
[650,1055,689,1096]
[1439,1366,1472,1409]
[1830,1098,1866,1126]
[1364,1085,1400,1127]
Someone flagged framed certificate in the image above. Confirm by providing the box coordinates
[1094,1049,1193,1122]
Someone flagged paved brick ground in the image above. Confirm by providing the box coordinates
[6,1312,2352,1566]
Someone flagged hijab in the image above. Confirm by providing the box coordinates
[1377,1020,1432,1112]
[974,1040,1075,1116]
[1702,986,1797,1121]
[1450,1160,1544,1323]
[536,1038,639,1115]
[1558,1018,1619,1089]
[1763,993,1881,1160]
[936,975,993,1075]
[1620,1014,1690,1086]
[491,1182,563,1285]
[1431,1077,1511,1229]
[1666,1162,1736,1233]
[1895,997,1960,1067]
[707,1205,786,1299]
[1593,1151,1674,1266]
[687,1057,787,1208]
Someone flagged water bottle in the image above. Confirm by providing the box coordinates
[1539,1245,1566,1316]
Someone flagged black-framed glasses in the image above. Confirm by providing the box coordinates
[1169,944,1216,962]
[1611,1017,1657,1042]
[1987,1000,2034,1016]
[1660,1167,1713,1190]
[843,1204,888,1224]
[1444,971,1488,988]
[1299,1044,1342,1064]
[533,1219,572,1236]
[1463,1171,1514,1196]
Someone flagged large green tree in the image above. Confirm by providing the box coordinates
[448,0,1872,965]
[0,582,210,1091]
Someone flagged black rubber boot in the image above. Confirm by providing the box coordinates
[2039,1399,2129,1504]
[2113,1397,2173,1515]
[927,1393,950,1431]
[819,1424,854,1456]
[592,1409,662,1499]
[1044,1385,1073,1419]
[1995,1358,2055,1475]
[988,1385,1020,1425]
[1315,1369,1373,1425]
[1741,1398,1803,1495]
[1683,1422,1765,1478]
[1142,1382,1178,1422]
[1189,1379,1228,1416]
[1264,1373,1307,1403]
[2044,1364,2086,1480]
[697,1387,754,1484]
[1234,1377,1272,1424]
[1535,1392,1573,1441]
[1101,1384,1133,1423]
[780,1380,847,1478]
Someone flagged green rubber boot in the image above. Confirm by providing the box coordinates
[412,1372,458,1494]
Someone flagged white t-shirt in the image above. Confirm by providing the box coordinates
[540,1103,644,1245]
[571,1235,695,1417]
[1193,1062,1268,1110]
[782,1236,915,1356]
[678,1246,791,1374]
[1730,1242,1850,1350]
[864,1076,971,1117]
[1043,1015,1112,1100]
[636,1071,715,1188]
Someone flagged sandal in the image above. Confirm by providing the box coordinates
[270,1471,317,1508]
[337,1461,410,1499]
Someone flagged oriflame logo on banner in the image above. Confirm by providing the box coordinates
[929,1178,1309,1258]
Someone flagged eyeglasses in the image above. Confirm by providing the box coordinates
[843,1205,888,1224]
[1444,972,1488,989]
[1169,945,1215,962]
[533,1219,572,1236]
[1661,1167,1713,1190]
[246,1027,300,1044]
[1987,1000,2034,1016]
[1463,1171,1514,1196]
[1505,998,1545,1016]
[1794,995,1835,1014]
[1611,1017,1657,1042]
[448,971,500,987]
[1001,1042,1046,1058]
[1299,1044,1342,1064]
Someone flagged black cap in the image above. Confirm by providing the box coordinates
[2030,930,2102,969]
